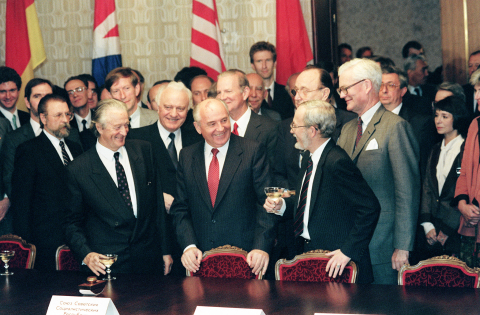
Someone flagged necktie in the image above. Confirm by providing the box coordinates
[167,133,178,169]
[208,148,219,207]
[59,141,71,166]
[355,117,363,148]
[294,156,313,237]
[414,87,421,96]
[82,119,87,132]
[12,115,17,130]
[267,88,273,108]
[232,122,239,136]
[114,152,133,212]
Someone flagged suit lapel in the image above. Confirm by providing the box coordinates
[294,150,310,215]
[352,106,385,161]
[308,141,334,214]
[38,132,67,174]
[192,142,213,211]
[214,136,242,210]
[244,112,261,141]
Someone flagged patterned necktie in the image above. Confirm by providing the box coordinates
[267,88,273,108]
[355,117,363,148]
[12,115,17,130]
[82,119,87,132]
[294,156,313,237]
[208,148,219,207]
[59,141,71,166]
[232,122,239,136]
[167,132,178,169]
[114,152,133,212]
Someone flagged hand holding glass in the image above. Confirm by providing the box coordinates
[99,254,118,280]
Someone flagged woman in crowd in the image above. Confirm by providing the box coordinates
[420,96,469,259]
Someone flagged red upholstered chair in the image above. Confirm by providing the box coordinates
[275,249,357,283]
[56,245,80,271]
[186,245,262,279]
[0,234,36,269]
[399,255,480,288]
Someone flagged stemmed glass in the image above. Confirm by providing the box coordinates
[264,187,285,202]
[0,250,15,275]
[99,254,118,280]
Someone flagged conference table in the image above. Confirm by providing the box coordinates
[1,269,480,315]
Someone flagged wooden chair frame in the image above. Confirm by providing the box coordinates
[0,234,36,269]
[398,255,480,287]
[55,244,80,271]
[275,249,357,283]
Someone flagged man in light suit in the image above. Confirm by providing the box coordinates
[246,73,282,122]
[265,100,380,283]
[216,70,278,166]
[171,98,276,277]
[105,67,158,128]
[11,94,83,270]
[337,58,420,285]
[64,99,172,275]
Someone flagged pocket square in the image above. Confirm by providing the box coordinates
[366,139,378,150]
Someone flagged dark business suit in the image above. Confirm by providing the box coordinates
[463,84,479,121]
[10,132,83,271]
[259,106,282,122]
[70,113,97,151]
[403,90,432,116]
[64,140,170,274]
[172,135,276,254]
[284,141,380,284]
[0,109,30,127]
[262,82,295,120]
[334,107,357,141]
[244,111,278,167]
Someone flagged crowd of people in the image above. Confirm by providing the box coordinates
[1,39,480,285]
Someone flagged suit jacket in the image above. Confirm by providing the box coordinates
[0,109,30,128]
[273,117,300,189]
[138,107,158,128]
[244,111,278,167]
[10,132,83,270]
[70,113,97,151]
[172,135,276,253]
[64,140,170,273]
[262,82,295,120]
[260,107,282,122]
[337,105,420,265]
[285,141,380,283]
[127,122,203,197]
[403,90,433,116]
[0,117,12,150]
[334,107,357,141]
[462,84,480,121]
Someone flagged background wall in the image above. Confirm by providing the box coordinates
[0,0,312,100]
[337,0,442,70]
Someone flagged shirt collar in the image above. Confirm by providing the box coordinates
[310,138,331,164]
[43,129,62,146]
[360,102,382,129]
[96,141,126,161]
[74,110,91,127]
[157,120,181,142]
[391,103,403,115]
[230,107,252,132]
[0,106,16,121]
[30,118,42,136]
[204,138,230,157]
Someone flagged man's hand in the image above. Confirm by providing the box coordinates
[437,230,449,246]
[458,200,480,225]
[426,228,437,245]
[83,252,107,276]
[163,193,174,214]
[263,197,283,213]
[181,247,203,273]
[325,249,351,278]
[163,255,173,275]
[0,198,10,221]
[246,249,269,276]
[392,249,409,271]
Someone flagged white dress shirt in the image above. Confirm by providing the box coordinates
[129,106,141,129]
[30,118,42,136]
[230,107,252,137]
[0,107,21,129]
[359,102,382,132]
[158,121,182,157]
[74,110,92,132]
[43,130,73,162]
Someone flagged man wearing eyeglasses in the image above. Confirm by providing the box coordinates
[10,94,83,271]
[337,58,420,285]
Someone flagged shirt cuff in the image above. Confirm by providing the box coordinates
[421,222,435,235]
[184,244,197,252]
[274,198,286,216]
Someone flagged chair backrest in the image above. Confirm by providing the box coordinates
[56,245,80,271]
[275,249,357,283]
[0,234,36,269]
[399,255,480,288]
[186,245,262,279]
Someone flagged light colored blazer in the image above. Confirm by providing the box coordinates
[337,105,420,265]
[139,107,158,127]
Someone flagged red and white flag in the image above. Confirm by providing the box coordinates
[190,0,226,79]
[275,0,313,85]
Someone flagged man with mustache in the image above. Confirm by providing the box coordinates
[10,94,83,271]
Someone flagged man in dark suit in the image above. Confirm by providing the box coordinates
[64,76,97,150]
[265,100,380,284]
[404,55,437,108]
[246,73,282,122]
[462,51,480,119]
[64,99,172,275]
[10,94,83,271]
[171,98,276,277]
[337,58,420,285]
[0,67,30,129]
[249,41,295,119]
[216,70,278,166]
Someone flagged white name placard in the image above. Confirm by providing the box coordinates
[46,295,119,315]
[194,306,266,315]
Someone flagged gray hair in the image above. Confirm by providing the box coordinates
[382,65,408,88]
[193,98,229,123]
[155,81,193,110]
[92,99,128,137]
[218,70,250,91]
[437,82,466,102]
[338,58,382,93]
[470,69,480,86]
[300,100,336,138]
[403,54,426,72]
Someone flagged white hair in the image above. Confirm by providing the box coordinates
[338,58,382,93]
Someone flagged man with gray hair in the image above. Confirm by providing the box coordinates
[265,100,380,284]
[337,58,420,284]
[404,54,436,107]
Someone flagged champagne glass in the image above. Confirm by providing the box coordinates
[0,250,15,275]
[99,254,118,280]
[264,187,285,203]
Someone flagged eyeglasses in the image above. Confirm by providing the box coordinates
[67,86,87,95]
[337,79,366,95]
[291,87,325,98]
[45,112,74,121]
[380,82,400,91]
[290,123,318,131]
